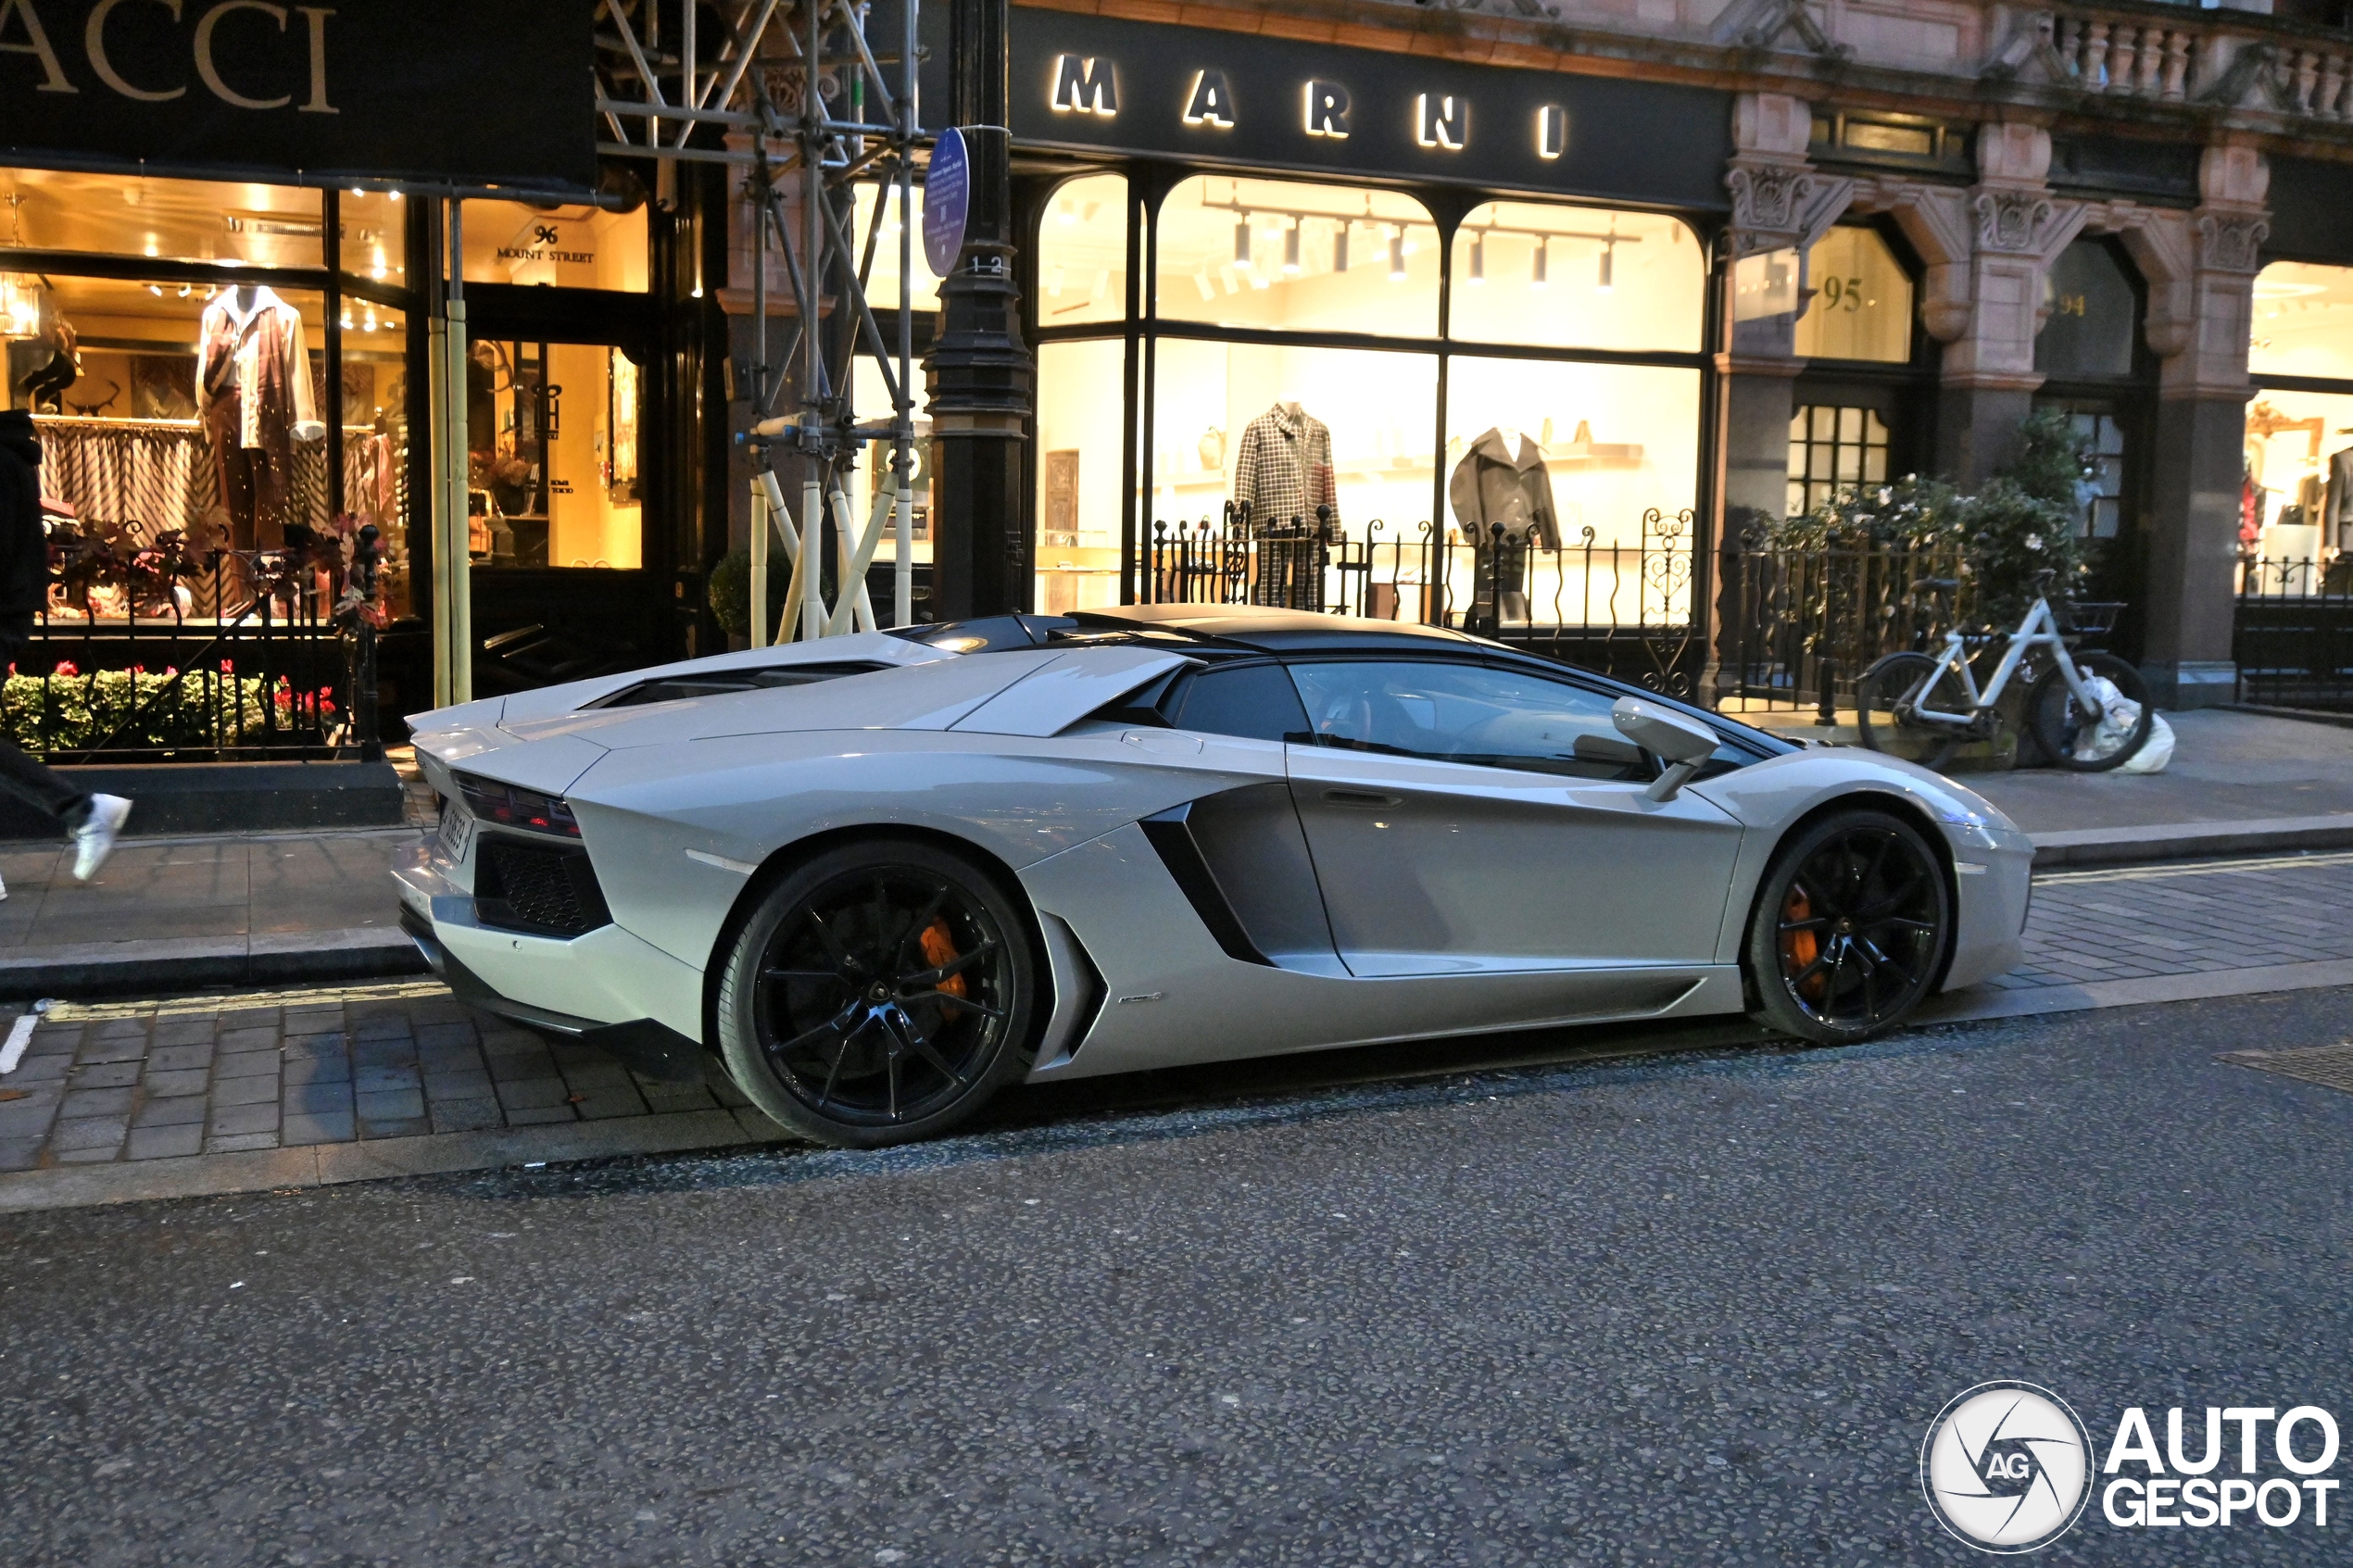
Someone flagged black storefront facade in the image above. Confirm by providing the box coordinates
[986,10,1740,683]
[0,0,739,748]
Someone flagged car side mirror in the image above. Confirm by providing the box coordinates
[1612,697,1718,802]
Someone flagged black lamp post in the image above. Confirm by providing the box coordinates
[923,0,1032,619]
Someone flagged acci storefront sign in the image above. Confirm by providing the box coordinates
[0,0,595,188]
[925,126,969,277]
[1005,12,1731,209]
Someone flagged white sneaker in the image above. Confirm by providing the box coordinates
[71,795,132,882]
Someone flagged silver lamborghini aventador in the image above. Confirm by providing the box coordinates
[396,607,2033,1147]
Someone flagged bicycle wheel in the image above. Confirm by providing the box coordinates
[1856,652,1970,771]
[2028,651,2154,771]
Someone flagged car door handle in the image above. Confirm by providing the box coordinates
[1322,788,1402,808]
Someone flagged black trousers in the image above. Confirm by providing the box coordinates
[0,639,91,830]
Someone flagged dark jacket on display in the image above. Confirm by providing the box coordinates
[1449,428,1562,549]
[1,409,45,642]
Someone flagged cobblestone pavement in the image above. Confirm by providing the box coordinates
[0,981,769,1172]
[1992,847,2353,990]
[6,850,2352,1172]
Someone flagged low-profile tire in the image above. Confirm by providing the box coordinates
[1744,808,1952,1047]
[1855,651,1968,772]
[2028,651,2154,772]
[715,838,1042,1148]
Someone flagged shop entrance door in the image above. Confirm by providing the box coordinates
[461,316,670,696]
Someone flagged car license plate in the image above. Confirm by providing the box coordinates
[435,798,474,861]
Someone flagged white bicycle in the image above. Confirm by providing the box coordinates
[1856,572,2152,772]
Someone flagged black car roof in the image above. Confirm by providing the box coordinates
[890,607,1795,756]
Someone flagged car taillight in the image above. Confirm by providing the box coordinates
[453,771,582,837]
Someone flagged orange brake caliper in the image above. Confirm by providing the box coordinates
[919,920,967,1010]
[1781,888,1825,1000]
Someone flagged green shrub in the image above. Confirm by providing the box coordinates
[1,661,332,755]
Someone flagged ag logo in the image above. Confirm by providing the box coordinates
[1920,1382,2094,1553]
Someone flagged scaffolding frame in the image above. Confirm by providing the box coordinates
[596,0,924,643]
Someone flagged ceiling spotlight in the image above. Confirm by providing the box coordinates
[1389,229,1406,282]
[1283,222,1302,275]
[1234,215,1252,267]
[146,282,162,295]
[1532,239,1548,289]
[177,283,193,298]
[1469,232,1486,286]
[1334,222,1350,273]
[1597,243,1615,293]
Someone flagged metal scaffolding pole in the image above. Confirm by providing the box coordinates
[598,0,925,638]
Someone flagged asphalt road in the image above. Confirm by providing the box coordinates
[4,987,2350,1566]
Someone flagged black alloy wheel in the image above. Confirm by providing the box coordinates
[716,840,1039,1148]
[1744,809,1951,1045]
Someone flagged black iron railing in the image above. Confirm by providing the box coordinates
[1141,504,1704,696]
[6,530,384,761]
[1712,543,1971,718]
[2236,555,2353,712]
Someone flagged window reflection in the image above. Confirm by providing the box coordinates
[0,168,323,269]
[1793,227,1914,363]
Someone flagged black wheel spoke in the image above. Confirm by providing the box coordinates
[899,988,1007,1020]
[890,1011,972,1086]
[907,939,1000,986]
[1779,916,1831,934]
[804,908,854,971]
[764,967,847,983]
[774,1009,858,1060]
[891,887,950,967]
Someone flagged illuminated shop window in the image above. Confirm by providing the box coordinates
[1148,338,1436,549]
[1154,176,1439,335]
[1035,173,1126,328]
[462,336,643,570]
[0,168,325,269]
[1787,404,1890,516]
[1793,226,1915,364]
[2249,260,2353,382]
[1449,202,1702,353]
[1036,338,1127,611]
[462,199,648,293]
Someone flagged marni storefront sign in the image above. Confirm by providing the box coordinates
[0,0,593,186]
[1007,12,1730,209]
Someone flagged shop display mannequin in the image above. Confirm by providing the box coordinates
[196,284,324,547]
[1230,401,1340,610]
[1450,427,1563,624]
[1231,400,1339,536]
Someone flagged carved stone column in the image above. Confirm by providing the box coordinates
[2139,144,2268,709]
[1935,122,2087,483]
[1722,94,1851,525]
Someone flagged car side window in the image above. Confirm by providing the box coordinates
[1166,663,1313,743]
[1285,659,1655,782]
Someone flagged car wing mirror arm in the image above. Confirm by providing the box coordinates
[1611,696,1718,804]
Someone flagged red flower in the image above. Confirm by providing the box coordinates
[321,698,338,715]
[53,660,77,677]
[220,659,235,672]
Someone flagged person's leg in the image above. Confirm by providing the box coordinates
[0,733,91,826]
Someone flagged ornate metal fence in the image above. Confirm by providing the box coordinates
[1140,505,1703,696]
[6,530,383,761]
[1711,543,1971,717]
[2235,555,2353,712]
